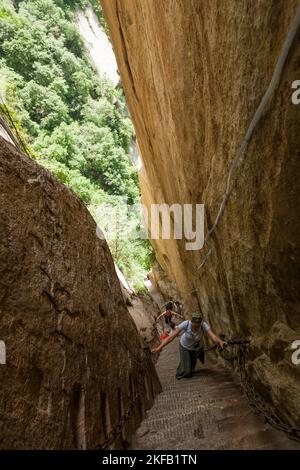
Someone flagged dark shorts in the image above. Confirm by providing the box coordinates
[164,316,175,328]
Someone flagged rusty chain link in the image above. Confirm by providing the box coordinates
[94,342,154,450]
[94,392,141,450]
[0,102,30,156]
[210,339,300,443]
[236,342,300,443]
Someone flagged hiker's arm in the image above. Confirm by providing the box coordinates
[156,312,167,331]
[156,311,166,322]
[207,329,226,349]
[169,310,183,318]
[151,328,181,353]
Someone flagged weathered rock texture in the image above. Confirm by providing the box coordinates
[128,294,160,350]
[149,261,181,304]
[0,137,160,449]
[101,0,300,427]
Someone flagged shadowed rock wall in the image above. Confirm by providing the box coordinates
[0,137,160,449]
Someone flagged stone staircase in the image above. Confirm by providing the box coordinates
[132,338,300,450]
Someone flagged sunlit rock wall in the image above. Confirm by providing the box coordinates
[101,0,300,426]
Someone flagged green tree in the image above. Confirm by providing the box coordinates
[0,0,154,289]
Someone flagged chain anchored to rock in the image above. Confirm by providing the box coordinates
[97,336,300,449]
[94,342,154,450]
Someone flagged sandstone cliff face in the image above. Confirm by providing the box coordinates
[0,137,160,449]
[149,261,181,305]
[101,0,300,426]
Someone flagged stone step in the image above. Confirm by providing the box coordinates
[132,338,300,450]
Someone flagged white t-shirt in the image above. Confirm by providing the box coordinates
[177,320,210,350]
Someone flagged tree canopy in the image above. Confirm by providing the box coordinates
[0,0,153,290]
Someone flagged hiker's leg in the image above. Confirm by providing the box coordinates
[198,347,205,364]
[190,351,197,370]
[176,344,192,379]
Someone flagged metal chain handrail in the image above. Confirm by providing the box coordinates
[209,338,300,443]
[94,343,155,450]
[94,392,141,450]
[197,5,300,259]
[96,337,300,449]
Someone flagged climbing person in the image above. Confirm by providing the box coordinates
[156,301,183,332]
[160,299,182,315]
[151,312,226,379]
[157,301,175,330]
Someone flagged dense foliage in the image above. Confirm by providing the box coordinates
[0,0,153,290]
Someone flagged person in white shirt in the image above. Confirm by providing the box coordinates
[151,312,225,379]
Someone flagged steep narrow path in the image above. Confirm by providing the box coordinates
[132,338,300,450]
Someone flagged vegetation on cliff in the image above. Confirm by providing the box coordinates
[0,0,153,289]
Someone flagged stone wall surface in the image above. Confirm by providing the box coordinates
[101,0,300,426]
[0,137,160,449]
[149,261,181,304]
